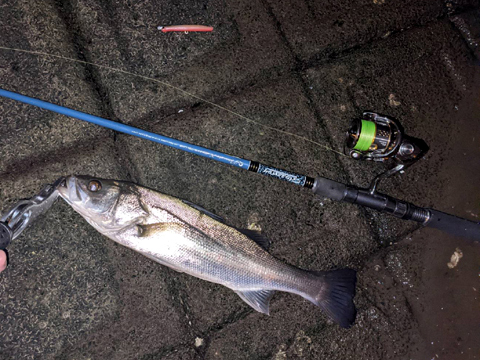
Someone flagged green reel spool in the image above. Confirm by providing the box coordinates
[353,120,376,151]
[345,113,399,160]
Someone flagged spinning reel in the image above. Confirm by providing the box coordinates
[345,112,428,193]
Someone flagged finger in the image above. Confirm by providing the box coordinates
[0,249,8,272]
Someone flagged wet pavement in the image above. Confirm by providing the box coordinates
[0,0,479,359]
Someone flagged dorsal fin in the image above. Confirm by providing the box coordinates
[238,229,270,251]
[182,200,225,223]
[235,290,276,315]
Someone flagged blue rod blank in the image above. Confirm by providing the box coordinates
[0,88,251,169]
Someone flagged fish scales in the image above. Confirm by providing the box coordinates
[134,187,300,289]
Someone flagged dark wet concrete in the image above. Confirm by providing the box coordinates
[0,0,479,359]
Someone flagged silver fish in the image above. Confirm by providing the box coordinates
[58,175,357,327]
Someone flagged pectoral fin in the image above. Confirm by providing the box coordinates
[134,222,191,274]
[137,222,187,237]
[235,289,276,315]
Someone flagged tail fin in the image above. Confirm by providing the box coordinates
[308,269,357,328]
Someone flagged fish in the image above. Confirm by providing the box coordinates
[57,175,357,328]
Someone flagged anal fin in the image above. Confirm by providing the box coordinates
[235,289,276,315]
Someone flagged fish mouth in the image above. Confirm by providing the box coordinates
[57,175,86,204]
[57,176,69,199]
[52,176,67,189]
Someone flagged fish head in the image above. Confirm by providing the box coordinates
[58,175,148,232]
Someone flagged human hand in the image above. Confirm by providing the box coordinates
[0,250,8,272]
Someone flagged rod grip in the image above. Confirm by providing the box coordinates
[313,177,429,221]
[425,209,480,242]
[312,177,480,242]
[312,177,347,201]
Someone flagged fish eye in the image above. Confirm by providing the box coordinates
[88,180,102,192]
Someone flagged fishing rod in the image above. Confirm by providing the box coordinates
[1,88,479,242]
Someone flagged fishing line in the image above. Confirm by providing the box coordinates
[0,46,345,157]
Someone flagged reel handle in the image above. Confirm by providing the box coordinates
[312,177,480,242]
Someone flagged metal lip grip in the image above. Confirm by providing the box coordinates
[0,177,65,248]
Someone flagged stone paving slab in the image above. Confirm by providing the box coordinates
[55,240,193,360]
[0,0,118,197]
[266,0,445,62]
[63,0,295,125]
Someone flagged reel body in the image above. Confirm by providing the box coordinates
[346,112,426,164]
[345,112,428,193]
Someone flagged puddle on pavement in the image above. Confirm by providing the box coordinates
[406,71,480,360]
